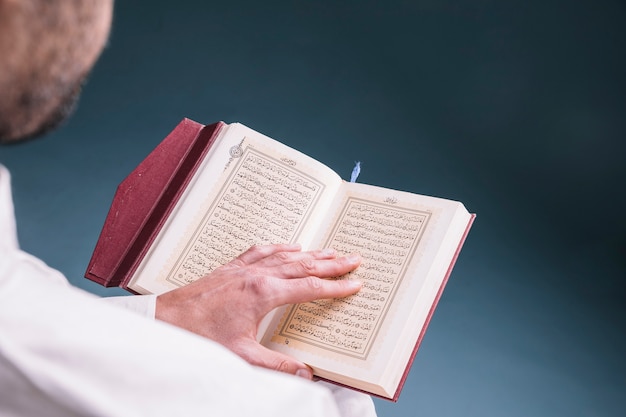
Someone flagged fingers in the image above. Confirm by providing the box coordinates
[225,243,302,268]
[234,339,314,380]
[225,244,352,272]
[251,247,343,269]
[218,244,363,314]
[250,251,363,304]
[274,275,363,306]
[273,253,362,279]
[240,246,363,305]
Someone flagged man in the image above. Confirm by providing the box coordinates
[0,1,376,415]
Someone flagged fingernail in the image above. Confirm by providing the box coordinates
[346,279,362,290]
[296,368,313,380]
[320,248,336,256]
[346,254,361,264]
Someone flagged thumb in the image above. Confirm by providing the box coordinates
[234,339,314,380]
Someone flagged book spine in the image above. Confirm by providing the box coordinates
[85,119,225,289]
[116,122,225,290]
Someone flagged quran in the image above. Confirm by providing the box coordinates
[85,118,475,401]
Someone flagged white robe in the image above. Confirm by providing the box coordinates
[0,165,376,417]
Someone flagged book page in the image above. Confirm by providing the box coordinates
[128,123,343,294]
[268,184,435,359]
[262,182,470,396]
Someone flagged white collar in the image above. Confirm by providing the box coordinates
[0,164,20,251]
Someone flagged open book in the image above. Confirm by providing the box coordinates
[85,119,475,401]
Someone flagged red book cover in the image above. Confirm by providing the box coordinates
[85,119,225,291]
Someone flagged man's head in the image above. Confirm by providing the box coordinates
[0,0,113,143]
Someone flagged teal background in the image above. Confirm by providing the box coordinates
[1,1,624,415]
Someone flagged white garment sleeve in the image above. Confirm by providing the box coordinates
[103,294,157,317]
[101,294,377,416]
[0,165,19,251]
[0,249,351,417]
[318,381,378,417]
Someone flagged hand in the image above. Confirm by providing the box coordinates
[155,243,362,380]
